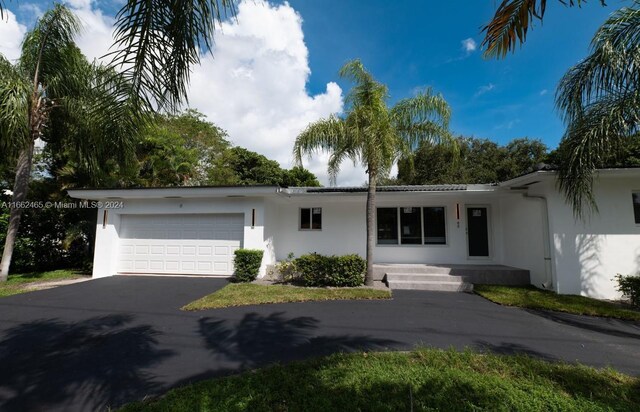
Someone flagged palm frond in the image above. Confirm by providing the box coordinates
[19,4,82,86]
[107,0,237,111]
[390,89,453,158]
[593,1,640,50]
[53,62,152,186]
[293,116,347,166]
[557,5,640,123]
[339,59,389,112]
[482,0,605,58]
[555,2,640,217]
[0,55,30,153]
[558,91,640,218]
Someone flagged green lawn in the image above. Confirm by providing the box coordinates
[0,269,88,297]
[475,285,640,321]
[182,283,391,310]
[120,348,640,412]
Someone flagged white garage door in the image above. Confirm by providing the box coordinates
[118,214,244,275]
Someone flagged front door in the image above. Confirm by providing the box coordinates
[467,207,489,257]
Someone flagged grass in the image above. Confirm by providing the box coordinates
[0,269,88,297]
[475,285,640,321]
[120,348,640,412]
[182,283,391,310]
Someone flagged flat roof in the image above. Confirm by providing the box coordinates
[67,185,282,200]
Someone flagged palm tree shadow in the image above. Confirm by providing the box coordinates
[192,312,398,377]
[0,314,175,412]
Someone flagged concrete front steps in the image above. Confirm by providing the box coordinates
[375,264,530,292]
[385,273,474,292]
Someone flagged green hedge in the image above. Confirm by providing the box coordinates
[295,253,365,287]
[233,249,264,282]
[615,274,640,307]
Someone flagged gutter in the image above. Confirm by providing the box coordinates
[522,193,554,290]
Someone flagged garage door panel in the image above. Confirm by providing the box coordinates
[118,214,244,275]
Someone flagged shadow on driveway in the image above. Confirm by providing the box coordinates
[0,314,174,412]
[526,309,640,340]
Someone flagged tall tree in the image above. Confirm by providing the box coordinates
[293,60,452,285]
[209,147,320,187]
[555,2,640,217]
[397,136,548,185]
[0,5,148,279]
[482,0,608,58]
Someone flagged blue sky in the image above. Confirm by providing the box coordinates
[0,0,625,184]
[282,0,618,148]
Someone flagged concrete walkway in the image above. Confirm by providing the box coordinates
[0,276,638,412]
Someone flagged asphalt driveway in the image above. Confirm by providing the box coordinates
[0,276,638,412]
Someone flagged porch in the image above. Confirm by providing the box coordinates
[374,263,530,292]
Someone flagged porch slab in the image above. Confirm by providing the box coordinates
[374,263,530,286]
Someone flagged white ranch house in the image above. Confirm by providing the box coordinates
[68,167,640,300]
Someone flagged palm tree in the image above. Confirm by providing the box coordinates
[0,1,238,110]
[0,5,148,280]
[482,0,607,58]
[293,60,453,286]
[555,2,640,218]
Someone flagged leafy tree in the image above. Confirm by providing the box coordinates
[501,138,548,179]
[134,110,230,187]
[209,147,285,186]
[555,3,640,217]
[0,5,148,279]
[482,0,607,58]
[294,59,452,285]
[398,136,547,184]
[209,147,320,187]
[282,166,321,187]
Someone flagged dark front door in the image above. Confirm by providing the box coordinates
[467,207,489,257]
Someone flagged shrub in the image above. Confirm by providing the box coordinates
[233,249,264,282]
[295,253,365,287]
[270,252,299,283]
[615,274,640,307]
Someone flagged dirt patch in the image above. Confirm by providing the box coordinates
[23,277,92,291]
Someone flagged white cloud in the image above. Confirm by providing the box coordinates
[4,0,365,186]
[64,0,116,62]
[474,83,495,97]
[495,119,520,130]
[186,1,360,185]
[539,89,548,96]
[0,9,27,61]
[461,38,477,54]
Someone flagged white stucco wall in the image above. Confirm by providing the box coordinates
[264,192,511,265]
[91,197,270,278]
[499,195,547,288]
[530,176,640,299]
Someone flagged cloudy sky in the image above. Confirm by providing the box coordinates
[0,0,617,185]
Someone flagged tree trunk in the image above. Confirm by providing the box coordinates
[0,139,35,280]
[365,169,377,286]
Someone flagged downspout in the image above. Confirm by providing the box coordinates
[522,193,554,290]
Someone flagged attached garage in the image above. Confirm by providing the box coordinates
[118,214,244,276]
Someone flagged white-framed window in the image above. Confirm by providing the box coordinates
[376,206,447,245]
[300,207,322,230]
[633,192,640,224]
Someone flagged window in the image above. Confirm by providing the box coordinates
[423,207,446,244]
[300,207,322,230]
[633,193,640,224]
[376,206,447,245]
[400,207,421,244]
[377,208,398,244]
